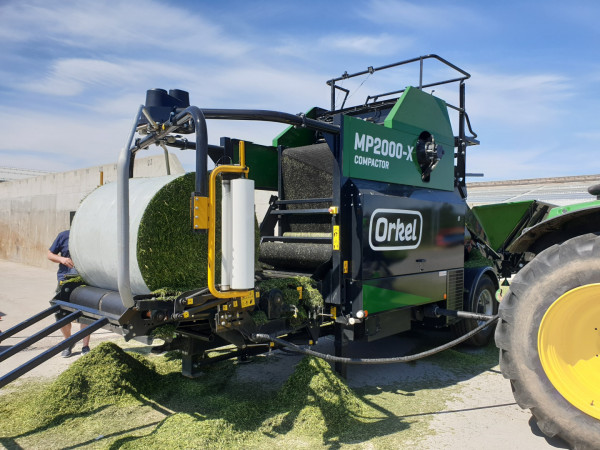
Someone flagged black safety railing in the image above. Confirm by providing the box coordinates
[326,54,470,111]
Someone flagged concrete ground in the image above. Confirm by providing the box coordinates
[0,259,118,381]
[0,259,568,449]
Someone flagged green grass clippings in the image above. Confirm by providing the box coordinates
[135,172,260,292]
[258,276,324,326]
[150,324,177,341]
[34,342,159,425]
[136,172,220,292]
[464,247,494,269]
[0,336,501,449]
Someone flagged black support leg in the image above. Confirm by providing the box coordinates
[334,322,348,378]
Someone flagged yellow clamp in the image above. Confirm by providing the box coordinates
[192,195,208,230]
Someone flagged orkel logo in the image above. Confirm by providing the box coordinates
[369,209,423,251]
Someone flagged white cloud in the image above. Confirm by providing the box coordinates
[0,106,129,162]
[20,59,133,96]
[320,33,413,56]
[0,0,251,58]
[467,70,573,127]
[359,0,485,30]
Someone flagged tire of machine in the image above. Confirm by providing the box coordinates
[495,234,600,449]
[452,274,498,346]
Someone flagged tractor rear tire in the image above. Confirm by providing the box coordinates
[452,274,498,346]
[495,234,600,449]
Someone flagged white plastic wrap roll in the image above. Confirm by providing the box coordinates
[220,179,232,290]
[230,178,255,289]
[70,175,180,295]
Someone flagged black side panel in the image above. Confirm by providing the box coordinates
[346,179,465,280]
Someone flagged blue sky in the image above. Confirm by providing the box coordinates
[1,0,600,181]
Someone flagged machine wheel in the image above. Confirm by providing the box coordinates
[495,234,600,449]
[453,274,498,346]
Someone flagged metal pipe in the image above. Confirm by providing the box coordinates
[0,311,82,363]
[134,108,339,153]
[0,317,108,389]
[116,105,143,309]
[173,106,208,195]
[327,54,471,84]
[429,306,496,322]
[142,107,159,130]
[0,305,60,342]
[365,77,468,105]
[419,56,423,89]
[200,108,340,134]
[159,142,171,175]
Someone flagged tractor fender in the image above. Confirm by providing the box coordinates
[508,206,600,255]
[463,265,498,307]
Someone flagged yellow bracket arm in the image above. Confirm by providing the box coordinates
[207,141,253,299]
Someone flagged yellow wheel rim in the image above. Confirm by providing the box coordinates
[538,283,600,420]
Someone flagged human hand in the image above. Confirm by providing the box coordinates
[62,257,75,268]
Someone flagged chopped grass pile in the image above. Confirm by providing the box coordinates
[33,342,159,426]
[0,338,500,448]
[114,355,378,448]
[274,356,374,436]
[115,414,239,449]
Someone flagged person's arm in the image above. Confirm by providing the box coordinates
[47,250,74,268]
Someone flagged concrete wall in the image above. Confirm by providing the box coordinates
[0,153,184,269]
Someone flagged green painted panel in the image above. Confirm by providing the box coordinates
[232,141,278,190]
[362,284,431,314]
[470,201,534,251]
[546,200,600,219]
[384,86,454,141]
[272,107,321,148]
[342,114,454,190]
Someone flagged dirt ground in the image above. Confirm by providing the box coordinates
[0,259,568,449]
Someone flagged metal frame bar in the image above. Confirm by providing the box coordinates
[0,305,60,342]
[116,104,341,312]
[0,311,81,362]
[52,300,123,323]
[270,208,331,215]
[326,54,471,111]
[0,317,108,389]
[276,198,333,205]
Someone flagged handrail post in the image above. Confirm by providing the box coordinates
[116,105,143,309]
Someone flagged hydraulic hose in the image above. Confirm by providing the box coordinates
[252,315,499,365]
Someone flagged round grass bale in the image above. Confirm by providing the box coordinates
[71,173,223,294]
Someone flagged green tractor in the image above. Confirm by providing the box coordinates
[468,191,600,447]
[496,201,600,447]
